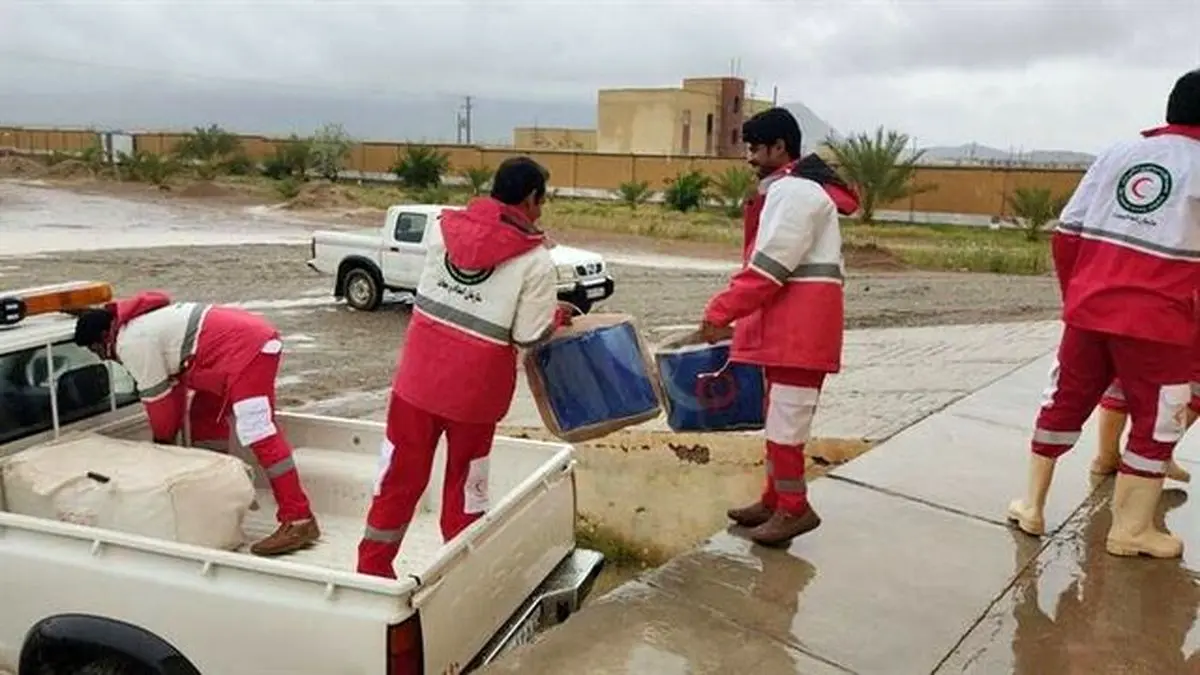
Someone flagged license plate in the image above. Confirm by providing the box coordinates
[499,605,544,655]
[585,286,606,300]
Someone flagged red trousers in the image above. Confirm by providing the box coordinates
[1034,326,1192,478]
[761,367,826,514]
[357,392,496,579]
[188,349,313,523]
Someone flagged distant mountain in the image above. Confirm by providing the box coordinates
[0,84,594,146]
[918,143,1094,167]
[0,84,1093,166]
[779,101,839,151]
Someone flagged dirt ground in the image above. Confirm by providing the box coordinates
[0,242,1061,404]
[0,179,1061,583]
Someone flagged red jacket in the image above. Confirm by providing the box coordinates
[393,198,569,424]
[704,156,860,373]
[107,291,279,441]
[1052,124,1200,346]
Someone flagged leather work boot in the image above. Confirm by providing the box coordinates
[747,508,821,548]
[1007,454,1056,536]
[1106,474,1184,558]
[250,518,321,556]
[727,501,773,528]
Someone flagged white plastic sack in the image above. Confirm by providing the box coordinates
[1,433,256,550]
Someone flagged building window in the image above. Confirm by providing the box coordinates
[731,129,740,145]
[706,113,714,134]
[681,110,692,154]
[733,96,741,113]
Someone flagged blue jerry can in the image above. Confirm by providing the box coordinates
[654,331,766,433]
[523,314,664,442]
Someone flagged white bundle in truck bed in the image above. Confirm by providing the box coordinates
[1,433,256,550]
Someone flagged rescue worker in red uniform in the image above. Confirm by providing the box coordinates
[73,292,319,556]
[1008,69,1200,559]
[700,107,860,547]
[357,157,571,578]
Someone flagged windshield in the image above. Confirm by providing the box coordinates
[0,339,139,444]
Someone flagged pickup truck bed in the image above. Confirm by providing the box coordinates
[240,442,551,576]
[3,409,585,675]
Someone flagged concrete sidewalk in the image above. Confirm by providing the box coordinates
[481,330,1200,674]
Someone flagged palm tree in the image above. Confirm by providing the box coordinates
[712,166,757,217]
[1007,186,1071,241]
[822,127,932,224]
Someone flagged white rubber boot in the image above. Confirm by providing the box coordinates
[1090,407,1126,476]
[1105,473,1184,558]
[1007,454,1056,536]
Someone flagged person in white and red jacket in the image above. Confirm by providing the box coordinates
[1008,68,1200,560]
[699,107,861,547]
[357,156,572,579]
[73,292,319,556]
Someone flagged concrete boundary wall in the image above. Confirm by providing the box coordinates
[0,125,1086,218]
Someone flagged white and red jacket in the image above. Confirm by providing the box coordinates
[105,292,280,441]
[393,198,568,425]
[704,155,861,373]
[1052,124,1200,346]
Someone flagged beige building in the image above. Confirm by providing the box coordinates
[595,77,773,158]
[512,127,597,152]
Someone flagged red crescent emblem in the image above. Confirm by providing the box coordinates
[1131,176,1153,199]
[695,371,738,410]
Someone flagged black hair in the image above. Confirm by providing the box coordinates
[1167,69,1200,126]
[490,156,550,206]
[742,107,802,159]
[73,308,114,347]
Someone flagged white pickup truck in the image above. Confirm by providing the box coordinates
[306,204,616,313]
[0,283,603,675]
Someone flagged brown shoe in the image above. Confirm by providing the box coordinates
[250,518,320,556]
[727,501,773,528]
[748,508,821,548]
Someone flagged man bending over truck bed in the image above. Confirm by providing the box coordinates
[73,293,319,556]
[357,156,572,579]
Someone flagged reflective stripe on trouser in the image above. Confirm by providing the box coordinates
[226,349,313,523]
[760,368,824,514]
[1032,326,1191,478]
[358,392,497,579]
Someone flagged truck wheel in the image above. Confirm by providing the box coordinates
[75,658,141,675]
[343,268,382,312]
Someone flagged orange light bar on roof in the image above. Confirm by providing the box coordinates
[0,281,113,327]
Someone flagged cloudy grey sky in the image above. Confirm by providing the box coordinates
[1,0,1197,152]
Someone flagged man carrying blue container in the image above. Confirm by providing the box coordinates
[700,107,860,547]
[357,157,572,578]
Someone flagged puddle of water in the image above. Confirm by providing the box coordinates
[0,182,313,257]
[292,388,391,418]
[602,252,738,273]
[235,297,339,311]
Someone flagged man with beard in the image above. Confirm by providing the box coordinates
[699,107,860,546]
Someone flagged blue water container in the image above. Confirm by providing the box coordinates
[525,316,663,441]
[654,337,766,433]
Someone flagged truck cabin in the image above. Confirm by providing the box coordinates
[0,282,141,452]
